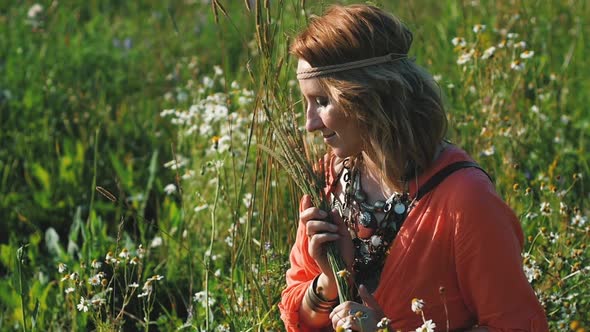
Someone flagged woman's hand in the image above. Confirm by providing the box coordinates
[330,285,384,331]
[300,195,354,297]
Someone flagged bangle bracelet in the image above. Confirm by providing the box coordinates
[304,275,338,313]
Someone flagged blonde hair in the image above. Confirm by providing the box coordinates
[291,4,447,188]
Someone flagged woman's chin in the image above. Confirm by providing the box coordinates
[330,148,356,159]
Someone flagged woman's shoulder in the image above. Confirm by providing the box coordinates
[426,145,497,205]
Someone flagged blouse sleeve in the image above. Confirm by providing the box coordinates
[452,170,549,331]
[279,154,337,331]
[278,198,323,332]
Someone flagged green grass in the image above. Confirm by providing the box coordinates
[0,0,588,330]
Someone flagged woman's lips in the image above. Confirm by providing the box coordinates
[323,132,336,143]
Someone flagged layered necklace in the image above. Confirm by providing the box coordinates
[332,158,415,293]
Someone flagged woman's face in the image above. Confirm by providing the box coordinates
[297,59,364,158]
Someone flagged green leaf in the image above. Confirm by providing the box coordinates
[31,163,51,193]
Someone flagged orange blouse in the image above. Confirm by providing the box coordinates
[279,146,549,331]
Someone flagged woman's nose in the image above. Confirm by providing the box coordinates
[305,107,323,132]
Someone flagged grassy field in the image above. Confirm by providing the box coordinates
[0,0,588,331]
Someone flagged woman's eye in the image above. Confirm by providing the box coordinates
[315,97,329,107]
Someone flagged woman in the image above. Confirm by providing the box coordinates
[278,4,549,332]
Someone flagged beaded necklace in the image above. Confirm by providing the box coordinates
[332,158,415,293]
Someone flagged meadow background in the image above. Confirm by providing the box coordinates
[0,0,588,331]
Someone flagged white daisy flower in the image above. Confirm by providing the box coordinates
[415,319,436,332]
[148,275,164,281]
[481,46,496,59]
[91,259,102,269]
[473,24,486,33]
[150,236,163,248]
[77,297,89,312]
[451,37,466,47]
[194,204,209,213]
[164,183,176,195]
[58,263,67,273]
[88,274,101,286]
[540,202,552,216]
[137,244,145,258]
[510,60,525,71]
[27,4,43,19]
[457,49,475,65]
[411,298,425,314]
[513,41,527,49]
[520,50,535,59]
[91,297,106,307]
[507,32,519,39]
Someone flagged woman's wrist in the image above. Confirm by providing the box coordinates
[304,275,338,312]
[316,273,339,301]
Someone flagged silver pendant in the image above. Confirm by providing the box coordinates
[359,211,373,227]
[394,203,406,215]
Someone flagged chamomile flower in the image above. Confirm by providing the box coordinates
[473,24,486,33]
[482,145,496,156]
[88,274,101,286]
[58,263,67,273]
[164,183,176,195]
[148,274,164,281]
[415,319,436,332]
[457,49,475,65]
[481,46,496,59]
[507,32,519,39]
[451,37,466,47]
[77,297,89,312]
[377,317,392,328]
[194,290,216,307]
[105,252,116,264]
[150,236,163,248]
[510,60,525,71]
[336,269,351,279]
[540,202,552,216]
[194,204,209,212]
[520,50,535,59]
[119,248,130,260]
[128,282,139,289]
[65,287,75,294]
[91,298,106,307]
[91,259,102,269]
[137,244,145,258]
[27,4,43,19]
[411,298,425,314]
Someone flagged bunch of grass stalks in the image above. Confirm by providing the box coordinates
[227,0,354,303]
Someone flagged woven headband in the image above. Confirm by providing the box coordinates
[296,53,407,80]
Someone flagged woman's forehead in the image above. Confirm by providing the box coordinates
[297,59,325,96]
[296,58,312,72]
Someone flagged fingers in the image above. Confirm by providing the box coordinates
[306,218,338,234]
[299,194,313,211]
[330,208,351,237]
[330,302,372,330]
[359,284,381,310]
[300,207,328,223]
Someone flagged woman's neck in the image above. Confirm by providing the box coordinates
[359,141,448,199]
[359,152,404,200]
